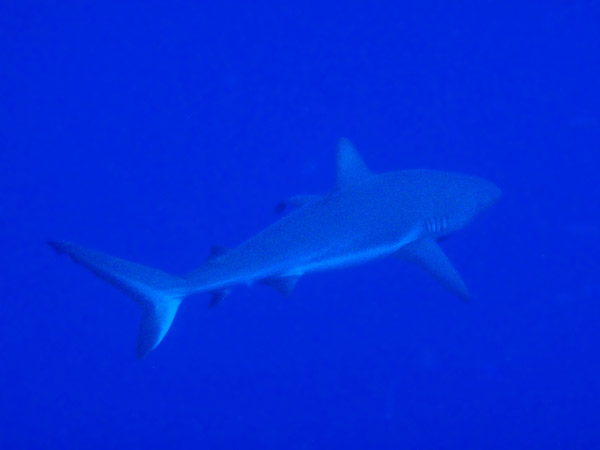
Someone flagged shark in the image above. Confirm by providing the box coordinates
[49,139,501,358]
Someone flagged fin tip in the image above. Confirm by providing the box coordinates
[48,240,68,254]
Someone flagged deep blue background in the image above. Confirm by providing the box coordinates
[1,1,599,448]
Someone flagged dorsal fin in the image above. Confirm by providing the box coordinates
[336,138,372,189]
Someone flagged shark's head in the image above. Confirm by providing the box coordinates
[387,170,501,237]
[437,172,502,231]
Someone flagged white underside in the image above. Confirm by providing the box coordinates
[292,240,409,276]
[186,231,421,295]
[248,231,420,287]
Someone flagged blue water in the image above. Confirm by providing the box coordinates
[1,1,599,448]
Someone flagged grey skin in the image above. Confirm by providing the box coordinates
[49,139,501,358]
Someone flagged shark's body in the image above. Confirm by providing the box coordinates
[50,140,501,357]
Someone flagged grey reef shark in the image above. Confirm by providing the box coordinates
[49,139,501,358]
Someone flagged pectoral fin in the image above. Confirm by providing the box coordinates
[396,238,470,301]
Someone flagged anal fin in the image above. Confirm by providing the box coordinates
[261,275,300,296]
[209,289,231,307]
[396,237,470,301]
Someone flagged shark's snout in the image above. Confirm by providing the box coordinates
[479,180,502,212]
[489,182,502,204]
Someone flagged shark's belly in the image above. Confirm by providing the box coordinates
[231,215,418,283]
[198,190,422,289]
[294,238,414,275]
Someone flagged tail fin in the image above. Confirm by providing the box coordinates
[48,241,187,358]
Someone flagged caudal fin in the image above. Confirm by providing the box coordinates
[48,241,187,358]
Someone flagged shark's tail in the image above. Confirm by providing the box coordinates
[48,241,189,358]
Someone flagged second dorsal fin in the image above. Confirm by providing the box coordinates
[207,246,228,262]
[275,194,321,214]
